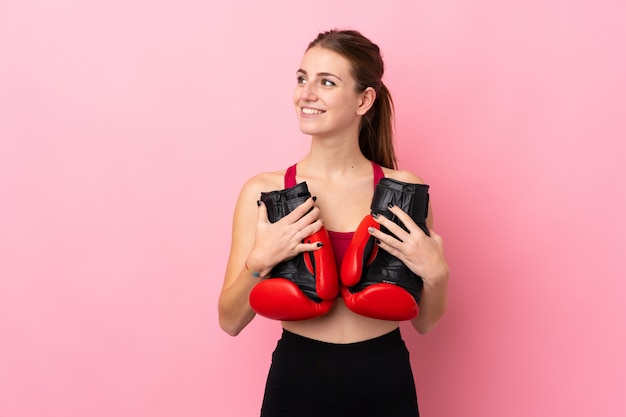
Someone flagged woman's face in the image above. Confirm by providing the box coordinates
[293,46,367,139]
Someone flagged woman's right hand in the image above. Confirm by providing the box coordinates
[245,196,323,278]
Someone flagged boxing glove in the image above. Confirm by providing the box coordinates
[249,182,339,321]
[340,178,430,321]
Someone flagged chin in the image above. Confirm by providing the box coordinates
[297,123,323,137]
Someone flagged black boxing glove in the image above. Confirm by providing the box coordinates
[249,182,339,321]
[340,178,430,321]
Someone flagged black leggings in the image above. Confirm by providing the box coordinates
[260,328,419,417]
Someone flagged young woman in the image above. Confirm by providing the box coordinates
[218,29,450,417]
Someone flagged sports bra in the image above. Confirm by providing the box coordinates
[284,162,385,268]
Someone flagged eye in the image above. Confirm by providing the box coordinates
[297,76,307,84]
[321,79,336,86]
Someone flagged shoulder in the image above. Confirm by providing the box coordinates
[380,167,427,185]
[382,167,435,227]
[231,169,287,226]
[238,169,286,201]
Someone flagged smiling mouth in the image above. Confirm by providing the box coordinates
[301,107,325,115]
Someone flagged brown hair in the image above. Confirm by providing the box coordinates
[307,29,397,169]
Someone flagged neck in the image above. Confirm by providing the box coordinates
[298,134,371,180]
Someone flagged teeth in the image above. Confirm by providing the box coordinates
[302,107,324,115]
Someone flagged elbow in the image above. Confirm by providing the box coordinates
[218,303,250,337]
[217,297,239,336]
[411,311,445,335]
[220,320,242,337]
[218,309,243,337]
[413,320,439,335]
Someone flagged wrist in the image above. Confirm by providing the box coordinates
[244,259,270,279]
[422,267,449,290]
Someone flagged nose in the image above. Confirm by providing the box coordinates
[300,81,318,102]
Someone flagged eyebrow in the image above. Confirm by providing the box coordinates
[297,69,343,81]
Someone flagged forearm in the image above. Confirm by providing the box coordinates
[218,267,260,336]
[410,271,449,334]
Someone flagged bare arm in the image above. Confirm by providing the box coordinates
[218,178,264,336]
[410,207,449,334]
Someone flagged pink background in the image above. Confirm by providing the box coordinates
[1,1,625,416]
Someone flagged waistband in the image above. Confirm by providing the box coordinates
[276,327,404,362]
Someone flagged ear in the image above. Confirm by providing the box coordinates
[356,87,376,115]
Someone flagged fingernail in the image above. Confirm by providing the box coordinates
[316,242,323,247]
[312,196,317,202]
[367,226,376,234]
[256,200,261,206]
[387,202,394,208]
[376,239,381,245]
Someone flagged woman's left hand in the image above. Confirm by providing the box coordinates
[369,204,449,288]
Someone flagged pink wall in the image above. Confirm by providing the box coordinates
[1,1,624,416]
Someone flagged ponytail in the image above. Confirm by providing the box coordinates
[359,83,397,169]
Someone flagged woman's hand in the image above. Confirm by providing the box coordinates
[369,204,449,289]
[245,196,324,278]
